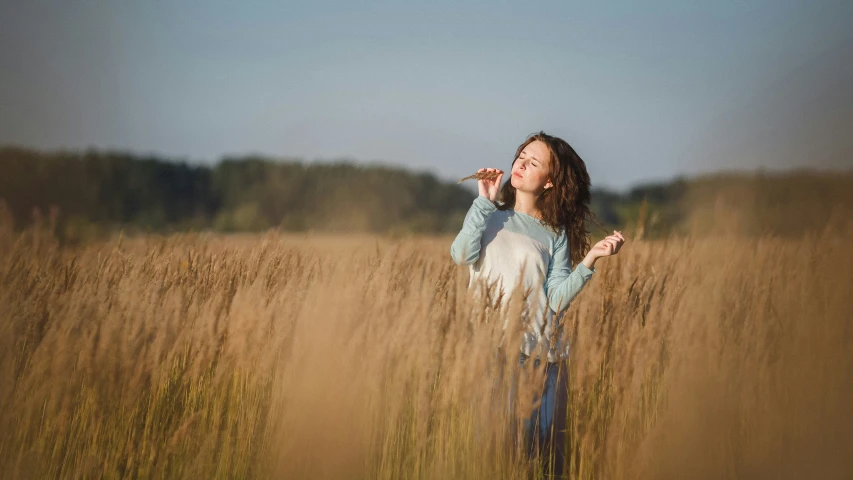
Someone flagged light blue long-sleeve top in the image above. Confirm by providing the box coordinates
[450,196,596,361]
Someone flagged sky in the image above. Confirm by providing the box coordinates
[1,0,852,190]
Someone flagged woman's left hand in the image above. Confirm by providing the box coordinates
[589,231,625,259]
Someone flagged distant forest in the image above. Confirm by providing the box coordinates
[1,147,851,243]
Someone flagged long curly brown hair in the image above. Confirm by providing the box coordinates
[497,131,594,266]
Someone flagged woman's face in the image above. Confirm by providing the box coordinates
[510,140,553,194]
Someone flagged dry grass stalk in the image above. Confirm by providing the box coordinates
[457,171,501,183]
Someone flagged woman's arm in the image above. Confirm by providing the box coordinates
[450,196,497,265]
[546,230,626,312]
[545,233,596,313]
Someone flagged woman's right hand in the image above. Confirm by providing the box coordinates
[478,168,504,201]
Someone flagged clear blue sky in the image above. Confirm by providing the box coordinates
[2,1,851,190]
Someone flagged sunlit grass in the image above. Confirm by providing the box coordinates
[1,223,851,478]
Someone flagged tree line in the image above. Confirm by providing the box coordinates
[0,147,476,242]
[1,146,850,243]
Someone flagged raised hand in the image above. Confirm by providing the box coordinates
[477,168,504,201]
[589,231,625,259]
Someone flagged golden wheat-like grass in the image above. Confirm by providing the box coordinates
[0,219,852,479]
[458,171,501,183]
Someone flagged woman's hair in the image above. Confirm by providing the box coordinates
[497,131,594,265]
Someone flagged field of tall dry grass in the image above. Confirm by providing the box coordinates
[1,215,852,479]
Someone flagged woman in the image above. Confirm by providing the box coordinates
[449,131,625,455]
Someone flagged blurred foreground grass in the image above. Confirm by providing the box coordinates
[1,220,852,478]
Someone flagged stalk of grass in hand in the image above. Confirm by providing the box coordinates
[457,171,501,183]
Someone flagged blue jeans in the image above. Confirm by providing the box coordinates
[516,353,560,456]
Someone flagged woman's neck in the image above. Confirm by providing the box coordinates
[512,191,542,219]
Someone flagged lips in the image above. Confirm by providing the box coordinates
[512,171,523,178]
